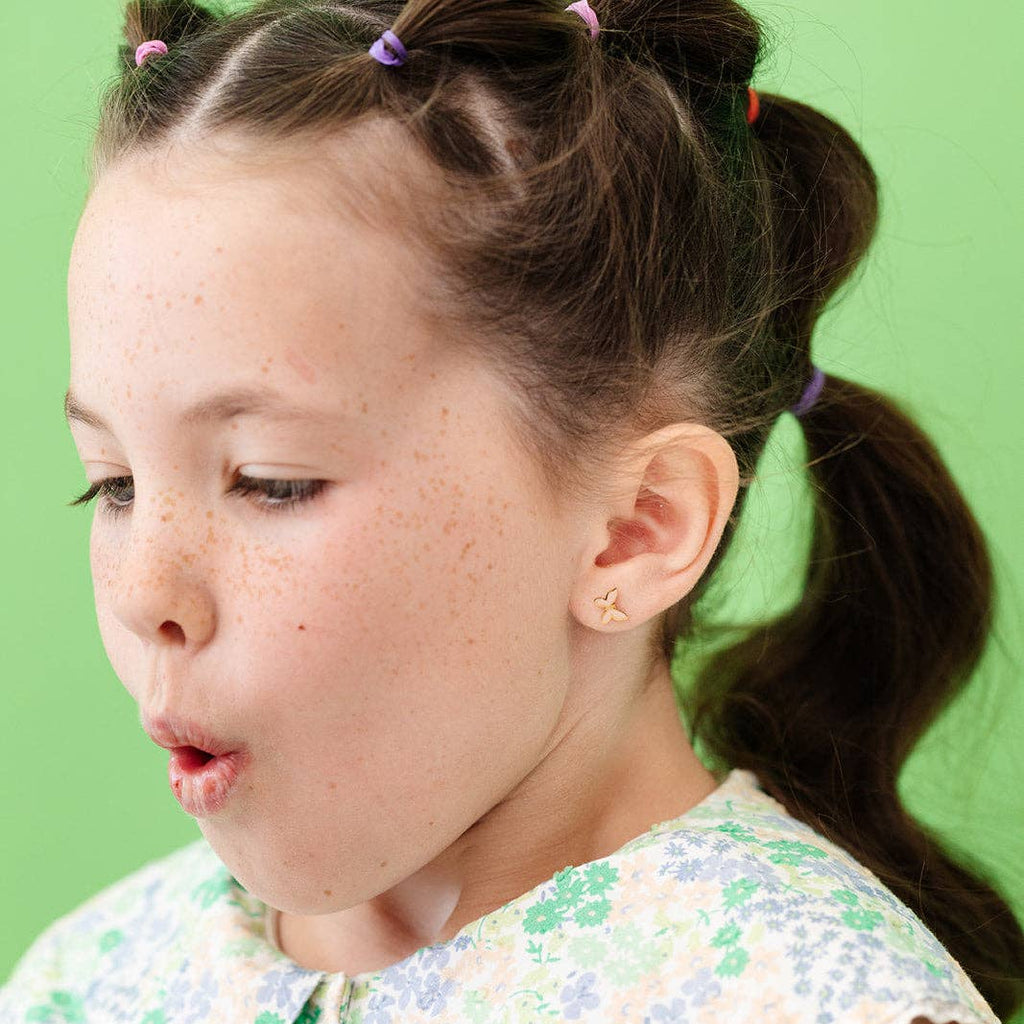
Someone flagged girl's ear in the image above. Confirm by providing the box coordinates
[568,423,739,631]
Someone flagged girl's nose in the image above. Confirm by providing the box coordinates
[100,504,217,652]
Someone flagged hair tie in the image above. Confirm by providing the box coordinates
[368,28,408,66]
[565,0,600,39]
[790,365,826,418]
[135,39,168,67]
[746,86,760,124]
[369,4,600,67]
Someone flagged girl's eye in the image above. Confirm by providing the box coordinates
[66,474,328,519]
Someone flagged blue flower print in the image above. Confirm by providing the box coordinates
[660,857,703,884]
[164,963,218,1022]
[363,990,397,1024]
[679,966,721,1007]
[378,963,422,1012]
[415,971,457,1016]
[560,972,600,1019]
[257,965,312,1010]
[663,840,690,859]
[647,997,689,1023]
[82,976,142,1020]
[420,945,452,971]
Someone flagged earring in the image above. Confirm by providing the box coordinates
[594,587,629,624]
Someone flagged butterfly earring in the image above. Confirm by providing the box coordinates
[594,587,629,624]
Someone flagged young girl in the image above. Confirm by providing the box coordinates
[3,0,1021,1021]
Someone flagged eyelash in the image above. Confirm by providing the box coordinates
[68,474,328,520]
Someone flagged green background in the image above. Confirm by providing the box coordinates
[2,0,1021,1016]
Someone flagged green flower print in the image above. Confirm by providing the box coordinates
[569,934,609,968]
[763,839,829,866]
[141,1012,165,1024]
[710,922,742,948]
[830,888,859,906]
[98,929,124,953]
[296,1005,322,1024]
[721,877,760,909]
[600,923,664,986]
[26,991,86,1023]
[715,945,750,978]
[523,900,566,935]
[254,1014,286,1024]
[574,898,612,928]
[553,872,588,910]
[582,862,619,894]
[714,822,758,843]
[552,867,575,888]
[841,908,884,931]
[192,872,234,909]
[463,989,493,1024]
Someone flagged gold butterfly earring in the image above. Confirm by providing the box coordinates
[594,587,629,624]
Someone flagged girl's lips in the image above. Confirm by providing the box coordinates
[143,711,246,759]
[167,746,251,817]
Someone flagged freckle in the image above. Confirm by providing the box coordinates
[379,861,387,868]
[327,781,337,790]
[194,294,204,306]
[323,889,333,896]
[145,293,153,300]
[165,299,172,309]
[236,614,244,623]
[216,246,223,253]
[298,624,306,631]
[428,820,434,826]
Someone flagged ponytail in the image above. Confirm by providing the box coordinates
[678,347,1024,1021]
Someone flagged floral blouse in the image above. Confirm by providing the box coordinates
[1,767,1000,1024]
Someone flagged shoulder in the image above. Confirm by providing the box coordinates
[0,838,220,1022]
[610,769,1000,1024]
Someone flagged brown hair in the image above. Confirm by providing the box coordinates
[87,0,1023,1015]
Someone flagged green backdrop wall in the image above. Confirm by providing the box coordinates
[2,0,1022,1018]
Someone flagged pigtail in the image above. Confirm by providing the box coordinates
[677,88,1024,1021]
[119,0,224,72]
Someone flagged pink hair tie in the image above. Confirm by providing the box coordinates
[565,0,600,39]
[135,39,168,67]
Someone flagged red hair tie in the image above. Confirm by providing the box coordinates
[746,86,760,124]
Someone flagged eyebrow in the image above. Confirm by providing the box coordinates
[64,385,338,431]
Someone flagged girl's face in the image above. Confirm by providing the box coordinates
[65,148,582,918]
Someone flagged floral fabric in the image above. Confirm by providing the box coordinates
[1,767,999,1024]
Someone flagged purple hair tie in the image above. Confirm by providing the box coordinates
[135,39,168,67]
[565,0,600,38]
[790,365,826,418]
[369,29,408,66]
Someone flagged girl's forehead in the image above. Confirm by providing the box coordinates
[68,154,445,384]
